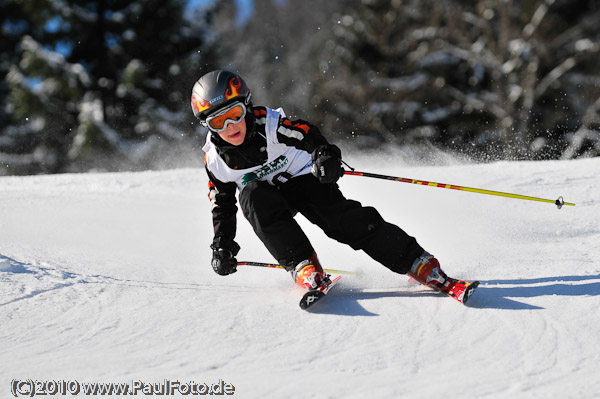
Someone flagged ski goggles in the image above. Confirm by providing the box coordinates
[203,102,247,132]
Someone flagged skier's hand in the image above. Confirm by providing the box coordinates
[210,243,240,276]
[311,144,344,184]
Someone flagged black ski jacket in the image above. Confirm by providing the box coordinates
[204,106,330,251]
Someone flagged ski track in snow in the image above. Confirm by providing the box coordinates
[1,158,599,399]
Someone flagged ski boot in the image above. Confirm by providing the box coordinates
[291,253,327,290]
[408,252,480,304]
[407,252,452,292]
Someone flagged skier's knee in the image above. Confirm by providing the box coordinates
[345,206,385,237]
[327,205,384,248]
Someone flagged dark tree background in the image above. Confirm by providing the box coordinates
[2,0,219,174]
[1,0,599,175]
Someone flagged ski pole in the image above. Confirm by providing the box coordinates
[342,169,575,209]
[237,261,355,275]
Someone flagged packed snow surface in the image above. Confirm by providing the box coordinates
[1,156,599,399]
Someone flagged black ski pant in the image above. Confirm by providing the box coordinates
[239,174,424,274]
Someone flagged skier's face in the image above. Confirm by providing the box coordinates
[217,117,247,146]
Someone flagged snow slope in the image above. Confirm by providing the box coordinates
[1,156,599,399]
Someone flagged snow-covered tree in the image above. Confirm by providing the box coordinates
[3,0,220,174]
[313,0,600,159]
[0,0,37,173]
[212,0,346,119]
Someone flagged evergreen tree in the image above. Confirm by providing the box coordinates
[0,0,36,173]
[213,0,347,119]
[3,0,220,174]
[313,0,600,159]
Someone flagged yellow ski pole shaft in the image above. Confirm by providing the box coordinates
[344,170,575,209]
[237,261,356,275]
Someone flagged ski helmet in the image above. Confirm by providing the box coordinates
[191,70,252,123]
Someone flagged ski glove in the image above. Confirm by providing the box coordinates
[210,242,240,276]
[311,144,344,184]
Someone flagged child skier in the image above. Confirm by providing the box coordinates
[192,70,462,298]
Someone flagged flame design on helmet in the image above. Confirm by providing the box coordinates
[191,71,250,120]
[191,95,210,114]
[225,77,242,101]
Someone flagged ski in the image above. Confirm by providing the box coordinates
[408,276,480,305]
[444,278,480,305]
[299,274,342,310]
[239,259,478,306]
